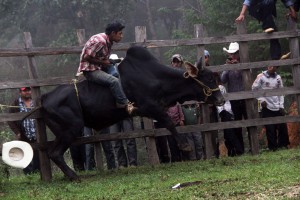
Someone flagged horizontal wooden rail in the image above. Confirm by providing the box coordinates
[0,58,299,90]
[70,115,300,145]
[0,31,299,57]
[1,87,300,122]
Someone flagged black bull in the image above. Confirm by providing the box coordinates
[39,46,224,180]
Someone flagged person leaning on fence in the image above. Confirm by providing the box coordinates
[216,77,244,157]
[106,54,138,168]
[7,87,40,175]
[76,21,136,115]
[252,66,290,151]
[235,0,297,60]
[155,54,188,162]
[200,50,222,158]
[181,101,204,160]
[221,42,246,155]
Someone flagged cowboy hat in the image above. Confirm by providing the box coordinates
[2,141,33,169]
[223,42,239,54]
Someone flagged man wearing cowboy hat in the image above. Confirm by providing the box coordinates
[7,87,40,174]
[221,42,246,155]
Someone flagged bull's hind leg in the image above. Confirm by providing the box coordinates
[139,104,192,152]
[45,117,83,181]
[49,137,79,181]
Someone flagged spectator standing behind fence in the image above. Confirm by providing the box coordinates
[106,54,138,168]
[155,54,188,162]
[216,79,244,156]
[201,50,221,158]
[110,118,138,168]
[181,101,204,160]
[252,66,290,151]
[70,127,116,171]
[7,87,40,175]
[221,42,246,155]
[235,0,297,60]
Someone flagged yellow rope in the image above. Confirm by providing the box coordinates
[71,79,80,98]
[0,104,34,109]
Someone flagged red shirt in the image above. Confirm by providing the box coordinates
[166,103,185,125]
[77,33,112,75]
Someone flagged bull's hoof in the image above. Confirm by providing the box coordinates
[178,143,192,152]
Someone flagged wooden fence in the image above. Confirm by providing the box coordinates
[0,19,300,181]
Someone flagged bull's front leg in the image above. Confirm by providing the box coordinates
[137,103,192,152]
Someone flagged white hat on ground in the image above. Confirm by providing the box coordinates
[2,141,33,169]
[223,42,239,54]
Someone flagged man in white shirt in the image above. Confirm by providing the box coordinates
[252,66,290,151]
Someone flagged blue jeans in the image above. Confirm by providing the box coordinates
[84,70,128,105]
[110,118,138,167]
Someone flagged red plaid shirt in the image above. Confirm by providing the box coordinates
[166,103,185,125]
[77,33,112,75]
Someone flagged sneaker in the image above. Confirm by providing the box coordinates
[280,52,291,60]
[264,28,274,33]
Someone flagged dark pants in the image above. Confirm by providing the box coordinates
[110,118,138,167]
[71,127,116,171]
[98,128,117,170]
[154,122,182,163]
[84,127,96,170]
[219,111,244,156]
[23,141,40,175]
[249,0,281,59]
[229,100,247,154]
[186,132,204,160]
[261,108,290,150]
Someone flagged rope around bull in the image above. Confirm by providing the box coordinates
[183,71,220,102]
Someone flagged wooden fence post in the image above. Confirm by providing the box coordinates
[135,26,160,165]
[195,24,217,159]
[23,32,52,181]
[287,17,300,114]
[236,22,259,155]
[76,29,104,170]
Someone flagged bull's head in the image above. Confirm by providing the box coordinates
[183,60,225,106]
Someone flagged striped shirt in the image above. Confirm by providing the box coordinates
[18,97,36,141]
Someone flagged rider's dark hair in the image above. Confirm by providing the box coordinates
[105,21,125,35]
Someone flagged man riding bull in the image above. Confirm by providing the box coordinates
[76,21,136,114]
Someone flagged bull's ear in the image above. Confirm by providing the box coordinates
[184,61,199,78]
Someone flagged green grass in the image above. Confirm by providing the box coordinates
[1,148,300,200]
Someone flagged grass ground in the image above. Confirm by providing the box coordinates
[1,148,300,200]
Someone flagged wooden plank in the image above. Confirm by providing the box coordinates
[135,26,160,166]
[0,31,299,57]
[24,32,52,181]
[0,76,72,90]
[70,116,300,146]
[0,111,42,122]
[237,21,259,155]
[224,87,300,101]
[287,17,300,116]
[195,24,216,159]
[208,58,300,72]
